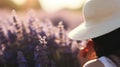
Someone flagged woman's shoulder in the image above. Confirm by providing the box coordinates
[83,59,104,67]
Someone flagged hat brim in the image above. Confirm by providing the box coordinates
[68,14,120,40]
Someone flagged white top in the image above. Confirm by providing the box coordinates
[98,56,117,67]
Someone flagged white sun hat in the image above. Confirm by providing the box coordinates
[68,0,120,40]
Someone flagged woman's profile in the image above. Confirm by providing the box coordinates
[68,0,120,67]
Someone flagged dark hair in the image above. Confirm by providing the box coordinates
[92,28,120,58]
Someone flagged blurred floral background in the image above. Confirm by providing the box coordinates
[0,0,86,29]
[0,0,89,67]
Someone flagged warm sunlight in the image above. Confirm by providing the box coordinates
[39,0,86,12]
[10,0,26,6]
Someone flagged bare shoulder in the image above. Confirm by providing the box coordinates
[83,59,104,67]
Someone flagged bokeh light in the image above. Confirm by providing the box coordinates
[39,0,86,12]
[10,0,27,6]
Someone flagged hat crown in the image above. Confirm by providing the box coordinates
[68,0,120,40]
[84,0,120,22]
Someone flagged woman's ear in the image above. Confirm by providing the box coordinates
[86,39,97,60]
[78,39,96,65]
[80,39,94,58]
[79,39,96,59]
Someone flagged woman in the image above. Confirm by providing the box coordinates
[68,0,120,67]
